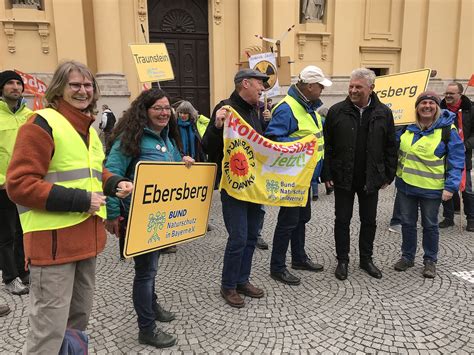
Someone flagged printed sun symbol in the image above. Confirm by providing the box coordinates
[229,152,249,177]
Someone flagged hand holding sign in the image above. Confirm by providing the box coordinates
[116,181,134,198]
[215,107,231,129]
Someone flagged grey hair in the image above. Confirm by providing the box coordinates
[350,68,376,86]
[176,100,198,121]
[45,60,100,115]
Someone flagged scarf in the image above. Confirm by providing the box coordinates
[447,99,462,113]
[177,118,195,158]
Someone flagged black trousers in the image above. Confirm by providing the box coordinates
[0,189,28,283]
[334,187,379,263]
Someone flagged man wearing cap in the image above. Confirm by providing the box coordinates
[265,65,331,285]
[202,68,269,308]
[322,68,397,281]
[438,82,474,231]
[0,70,31,295]
[393,91,464,278]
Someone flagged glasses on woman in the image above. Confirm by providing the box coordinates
[150,106,172,113]
[68,82,94,92]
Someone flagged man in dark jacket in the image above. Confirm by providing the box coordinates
[438,82,474,231]
[322,68,397,281]
[202,69,269,308]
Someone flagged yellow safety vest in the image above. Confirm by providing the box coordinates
[396,126,453,190]
[273,95,324,161]
[18,108,107,233]
[196,114,210,138]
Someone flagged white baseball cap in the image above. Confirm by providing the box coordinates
[298,66,332,87]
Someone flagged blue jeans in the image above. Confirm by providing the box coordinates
[389,189,402,226]
[257,205,266,237]
[220,190,264,289]
[271,191,311,273]
[398,190,441,262]
[133,250,160,332]
[311,175,319,198]
[442,170,474,221]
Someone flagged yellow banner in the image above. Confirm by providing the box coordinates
[130,43,174,83]
[220,106,318,207]
[124,162,216,258]
[374,69,431,126]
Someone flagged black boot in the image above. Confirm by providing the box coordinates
[154,303,176,322]
[439,219,454,228]
[138,328,176,348]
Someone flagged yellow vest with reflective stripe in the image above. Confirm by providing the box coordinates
[19,108,106,233]
[396,126,452,190]
[272,95,324,161]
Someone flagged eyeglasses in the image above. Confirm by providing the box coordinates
[68,82,94,92]
[444,92,460,96]
[150,106,172,113]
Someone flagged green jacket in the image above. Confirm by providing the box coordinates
[0,100,33,185]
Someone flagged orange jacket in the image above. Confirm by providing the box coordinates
[7,100,122,266]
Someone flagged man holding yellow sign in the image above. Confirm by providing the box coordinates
[202,69,269,309]
[265,65,331,286]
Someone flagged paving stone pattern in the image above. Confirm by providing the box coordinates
[1,185,473,354]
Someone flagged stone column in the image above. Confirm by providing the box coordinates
[92,0,128,98]
[92,0,123,74]
[52,0,87,63]
[239,0,263,58]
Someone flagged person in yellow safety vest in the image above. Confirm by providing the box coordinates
[0,70,32,297]
[393,91,464,279]
[196,112,210,139]
[265,65,331,286]
[6,61,133,354]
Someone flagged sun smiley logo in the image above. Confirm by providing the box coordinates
[230,152,249,177]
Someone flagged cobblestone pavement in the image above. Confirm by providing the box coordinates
[1,185,473,354]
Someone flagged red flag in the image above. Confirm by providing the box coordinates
[457,110,466,191]
[468,74,474,87]
[15,69,47,109]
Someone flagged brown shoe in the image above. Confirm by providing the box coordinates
[220,288,244,308]
[236,282,264,298]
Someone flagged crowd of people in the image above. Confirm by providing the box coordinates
[0,61,471,352]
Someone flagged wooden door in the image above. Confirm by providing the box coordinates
[148,0,210,116]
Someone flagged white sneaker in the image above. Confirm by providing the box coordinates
[5,277,29,295]
[388,224,402,234]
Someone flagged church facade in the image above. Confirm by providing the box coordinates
[1,0,472,114]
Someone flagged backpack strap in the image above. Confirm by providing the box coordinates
[441,125,451,146]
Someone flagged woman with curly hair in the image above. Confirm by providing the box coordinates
[105,88,194,349]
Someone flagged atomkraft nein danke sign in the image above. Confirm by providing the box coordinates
[374,68,431,126]
[130,43,174,82]
[123,162,216,258]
